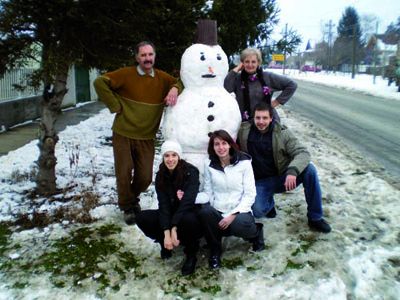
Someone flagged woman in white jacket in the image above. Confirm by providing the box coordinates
[198,130,265,269]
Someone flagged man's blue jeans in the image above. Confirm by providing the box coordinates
[253,163,323,221]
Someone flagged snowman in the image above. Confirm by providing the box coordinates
[162,20,241,185]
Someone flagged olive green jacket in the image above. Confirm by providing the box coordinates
[238,121,311,176]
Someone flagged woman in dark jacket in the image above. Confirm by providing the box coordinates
[224,47,297,122]
[136,140,202,276]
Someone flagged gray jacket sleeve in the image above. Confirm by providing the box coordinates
[264,72,297,105]
[224,71,239,93]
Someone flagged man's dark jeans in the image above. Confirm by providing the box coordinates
[253,163,323,221]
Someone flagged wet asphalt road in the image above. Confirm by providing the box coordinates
[287,80,400,185]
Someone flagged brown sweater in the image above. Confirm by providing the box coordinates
[94,66,177,139]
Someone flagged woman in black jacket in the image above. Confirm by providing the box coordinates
[136,140,202,276]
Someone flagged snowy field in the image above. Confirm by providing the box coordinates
[0,73,399,299]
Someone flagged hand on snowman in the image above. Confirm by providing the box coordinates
[164,86,178,106]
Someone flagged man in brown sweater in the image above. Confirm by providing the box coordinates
[94,41,179,225]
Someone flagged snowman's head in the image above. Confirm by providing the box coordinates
[180,43,228,88]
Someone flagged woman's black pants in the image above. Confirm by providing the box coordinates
[136,209,202,256]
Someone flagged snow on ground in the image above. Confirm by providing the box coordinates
[0,73,399,299]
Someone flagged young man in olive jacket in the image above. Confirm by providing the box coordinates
[238,103,331,233]
[94,41,180,225]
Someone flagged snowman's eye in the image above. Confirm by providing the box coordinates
[217,54,222,60]
[200,53,206,61]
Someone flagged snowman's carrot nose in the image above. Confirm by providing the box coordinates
[208,66,214,74]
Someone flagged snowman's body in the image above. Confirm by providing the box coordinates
[162,43,241,185]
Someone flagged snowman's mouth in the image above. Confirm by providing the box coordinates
[202,74,216,78]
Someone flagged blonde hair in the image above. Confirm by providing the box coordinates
[240,48,262,65]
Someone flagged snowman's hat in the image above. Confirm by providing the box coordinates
[194,19,218,45]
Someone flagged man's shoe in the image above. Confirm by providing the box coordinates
[123,201,141,225]
[251,223,266,251]
[266,207,277,218]
[208,255,221,269]
[181,255,197,276]
[160,248,172,260]
[133,201,141,214]
[123,210,136,225]
[308,218,331,233]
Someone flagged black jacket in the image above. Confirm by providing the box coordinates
[156,161,200,231]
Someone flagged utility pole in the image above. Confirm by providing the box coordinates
[373,21,379,84]
[325,20,334,71]
[283,23,288,75]
[351,24,356,79]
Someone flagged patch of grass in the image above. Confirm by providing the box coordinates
[285,260,304,270]
[200,284,222,295]
[12,281,29,289]
[291,241,314,256]
[291,234,318,257]
[163,269,221,297]
[14,190,100,230]
[1,223,146,293]
[246,265,262,271]
[40,224,122,285]
[118,250,148,279]
[0,222,12,256]
[388,257,400,267]
[222,257,244,269]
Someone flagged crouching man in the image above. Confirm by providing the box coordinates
[238,103,331,233]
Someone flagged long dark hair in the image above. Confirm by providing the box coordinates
[207,130,240,159]
[156,158,188,193]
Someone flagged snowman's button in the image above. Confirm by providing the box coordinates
[208,101,214,108]
[207,115,214,122]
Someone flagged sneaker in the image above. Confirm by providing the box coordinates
[251,223,266,251]
[308,218,331,233]
[123,210,136,225]
[160,248,172,260]
[266,207,277,218]
[181,255,197,276]
[208,255,221,269]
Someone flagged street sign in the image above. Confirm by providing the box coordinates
[272,54,285,62]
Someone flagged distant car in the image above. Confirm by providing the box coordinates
[301,65,321,72]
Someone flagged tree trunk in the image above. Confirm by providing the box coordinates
[36,71,68,196]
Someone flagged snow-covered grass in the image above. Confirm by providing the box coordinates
[0,72,399,299]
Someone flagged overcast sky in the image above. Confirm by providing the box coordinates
[273,0,400,50]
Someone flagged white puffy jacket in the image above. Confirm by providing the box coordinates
[203,152,256,217]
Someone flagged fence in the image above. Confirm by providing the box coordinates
[0,68,42,102]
